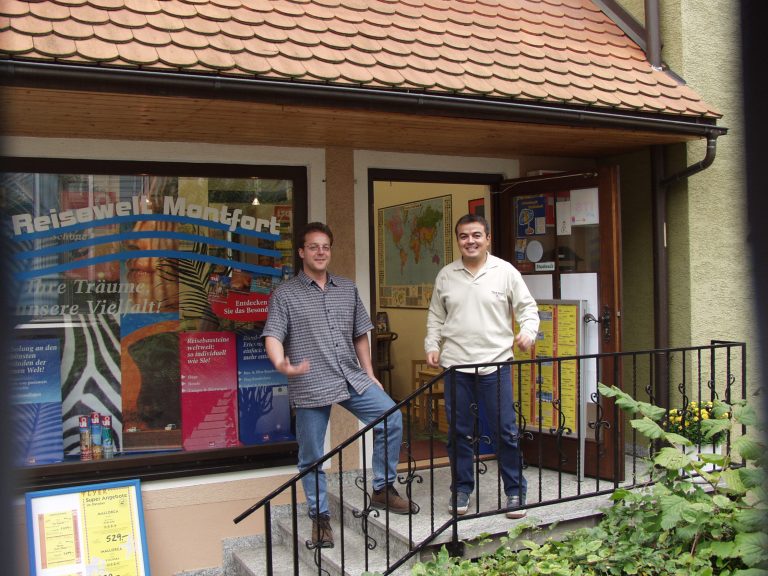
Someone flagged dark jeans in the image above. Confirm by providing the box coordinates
[444,365,527,498]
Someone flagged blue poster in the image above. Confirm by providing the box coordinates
[237,333,294,445]
[11,338,64,465]
[516,195,547,237]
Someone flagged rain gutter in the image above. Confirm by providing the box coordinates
[0,60,726,139]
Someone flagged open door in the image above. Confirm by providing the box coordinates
[493,167,623,481]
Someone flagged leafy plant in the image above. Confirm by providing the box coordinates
[408,385,767,576]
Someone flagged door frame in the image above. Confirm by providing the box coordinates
[492,167,624,481]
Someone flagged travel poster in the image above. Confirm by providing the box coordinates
[237,332,294,445]
[11,338,64,466]
[180,332,239,450]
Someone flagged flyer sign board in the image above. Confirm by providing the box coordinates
[25,479,150,576]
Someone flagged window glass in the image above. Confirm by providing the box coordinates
[3,170,297,470]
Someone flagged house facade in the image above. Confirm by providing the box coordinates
[1,0,753,573]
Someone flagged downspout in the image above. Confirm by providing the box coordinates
[645,0,663,71]
[652,133,719,409]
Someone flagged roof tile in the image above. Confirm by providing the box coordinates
[133,25,172,46]
[268,54,308,77]
[231,50,271,74]
[156,42,197,67]
[33,33,77,57]
[196,3,231,22]
[242,36,279,56]
[94,22,133,42]
[0,2,29,17]
[53,19,94,40]
[30,2,70,20]
[195,46,235,69]
[89,0,125,9]
[12,15,54,36]
[431,68,464,91]
[76,36,119,59]
[147,12,185,32]
[171,29,209,49]
[312,42,345,63]
[357,20,388,40]
[231,6,265,25]
[161,2,197,18]
[211,0,243,7]
[279,41,314,60]
[0,0,720,119]
[184,15,222,35]
[124,0,161,14]
[117,40,159,64]
[462,60,492,79]
[263,10,296,29]
[321,30,354,49]
[336,59,374,82]
[0,27,34,53]
[517,79,549,99]
[345,47,377,66]
[272,1,306,17]
[219,19,254,39]
[208,32,244,52]
[109,9,148,28]
[370,64,405,86]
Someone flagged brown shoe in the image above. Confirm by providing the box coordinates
[371,484,418,515]
[310,514,334,548]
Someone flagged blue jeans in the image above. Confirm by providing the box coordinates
[444,365,527,498]
[296,383,402,518]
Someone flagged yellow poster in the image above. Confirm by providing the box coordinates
[39,510,80,568]
[516,301,581,436]
[81,487,140,576]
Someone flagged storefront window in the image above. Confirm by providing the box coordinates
[2,161,306,487]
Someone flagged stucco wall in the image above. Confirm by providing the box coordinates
[664,2,757,390]
[617,1,759,395]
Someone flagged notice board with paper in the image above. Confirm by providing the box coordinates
[25,479,150,576]
[513,300,587,449]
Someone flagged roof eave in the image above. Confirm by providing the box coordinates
[0,59,727,140]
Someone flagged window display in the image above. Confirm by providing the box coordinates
[3,164,304,483]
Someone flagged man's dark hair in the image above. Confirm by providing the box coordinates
[301,222,334,246]
[454,213,490,237]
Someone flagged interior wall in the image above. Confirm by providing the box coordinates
[372,181,490,401]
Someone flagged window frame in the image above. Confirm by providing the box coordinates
[2,157,307,492]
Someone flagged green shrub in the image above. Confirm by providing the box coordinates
[408,385,768,576]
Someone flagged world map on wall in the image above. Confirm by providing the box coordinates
[378,195,452,308]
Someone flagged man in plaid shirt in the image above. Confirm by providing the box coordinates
[263,222,417,548]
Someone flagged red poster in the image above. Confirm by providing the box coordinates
[179,332,239,450]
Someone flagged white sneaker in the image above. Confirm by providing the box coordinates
[448,492,470,515]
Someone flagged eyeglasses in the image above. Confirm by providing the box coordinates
[304,244,332,253]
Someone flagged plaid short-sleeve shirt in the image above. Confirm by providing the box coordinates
[262,270,376,408]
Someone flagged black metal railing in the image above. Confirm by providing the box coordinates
[233,341,746,575]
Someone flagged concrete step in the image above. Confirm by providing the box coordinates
[231,511,414,576]
[229,455,648,575]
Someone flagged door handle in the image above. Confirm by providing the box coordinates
[584,306,612,342]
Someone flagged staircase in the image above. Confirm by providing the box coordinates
[221,458,630,576]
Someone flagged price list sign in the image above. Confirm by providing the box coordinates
[26,479,150,576]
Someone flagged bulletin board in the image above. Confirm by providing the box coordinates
[514,300,587,473]
[25,479,150,576]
